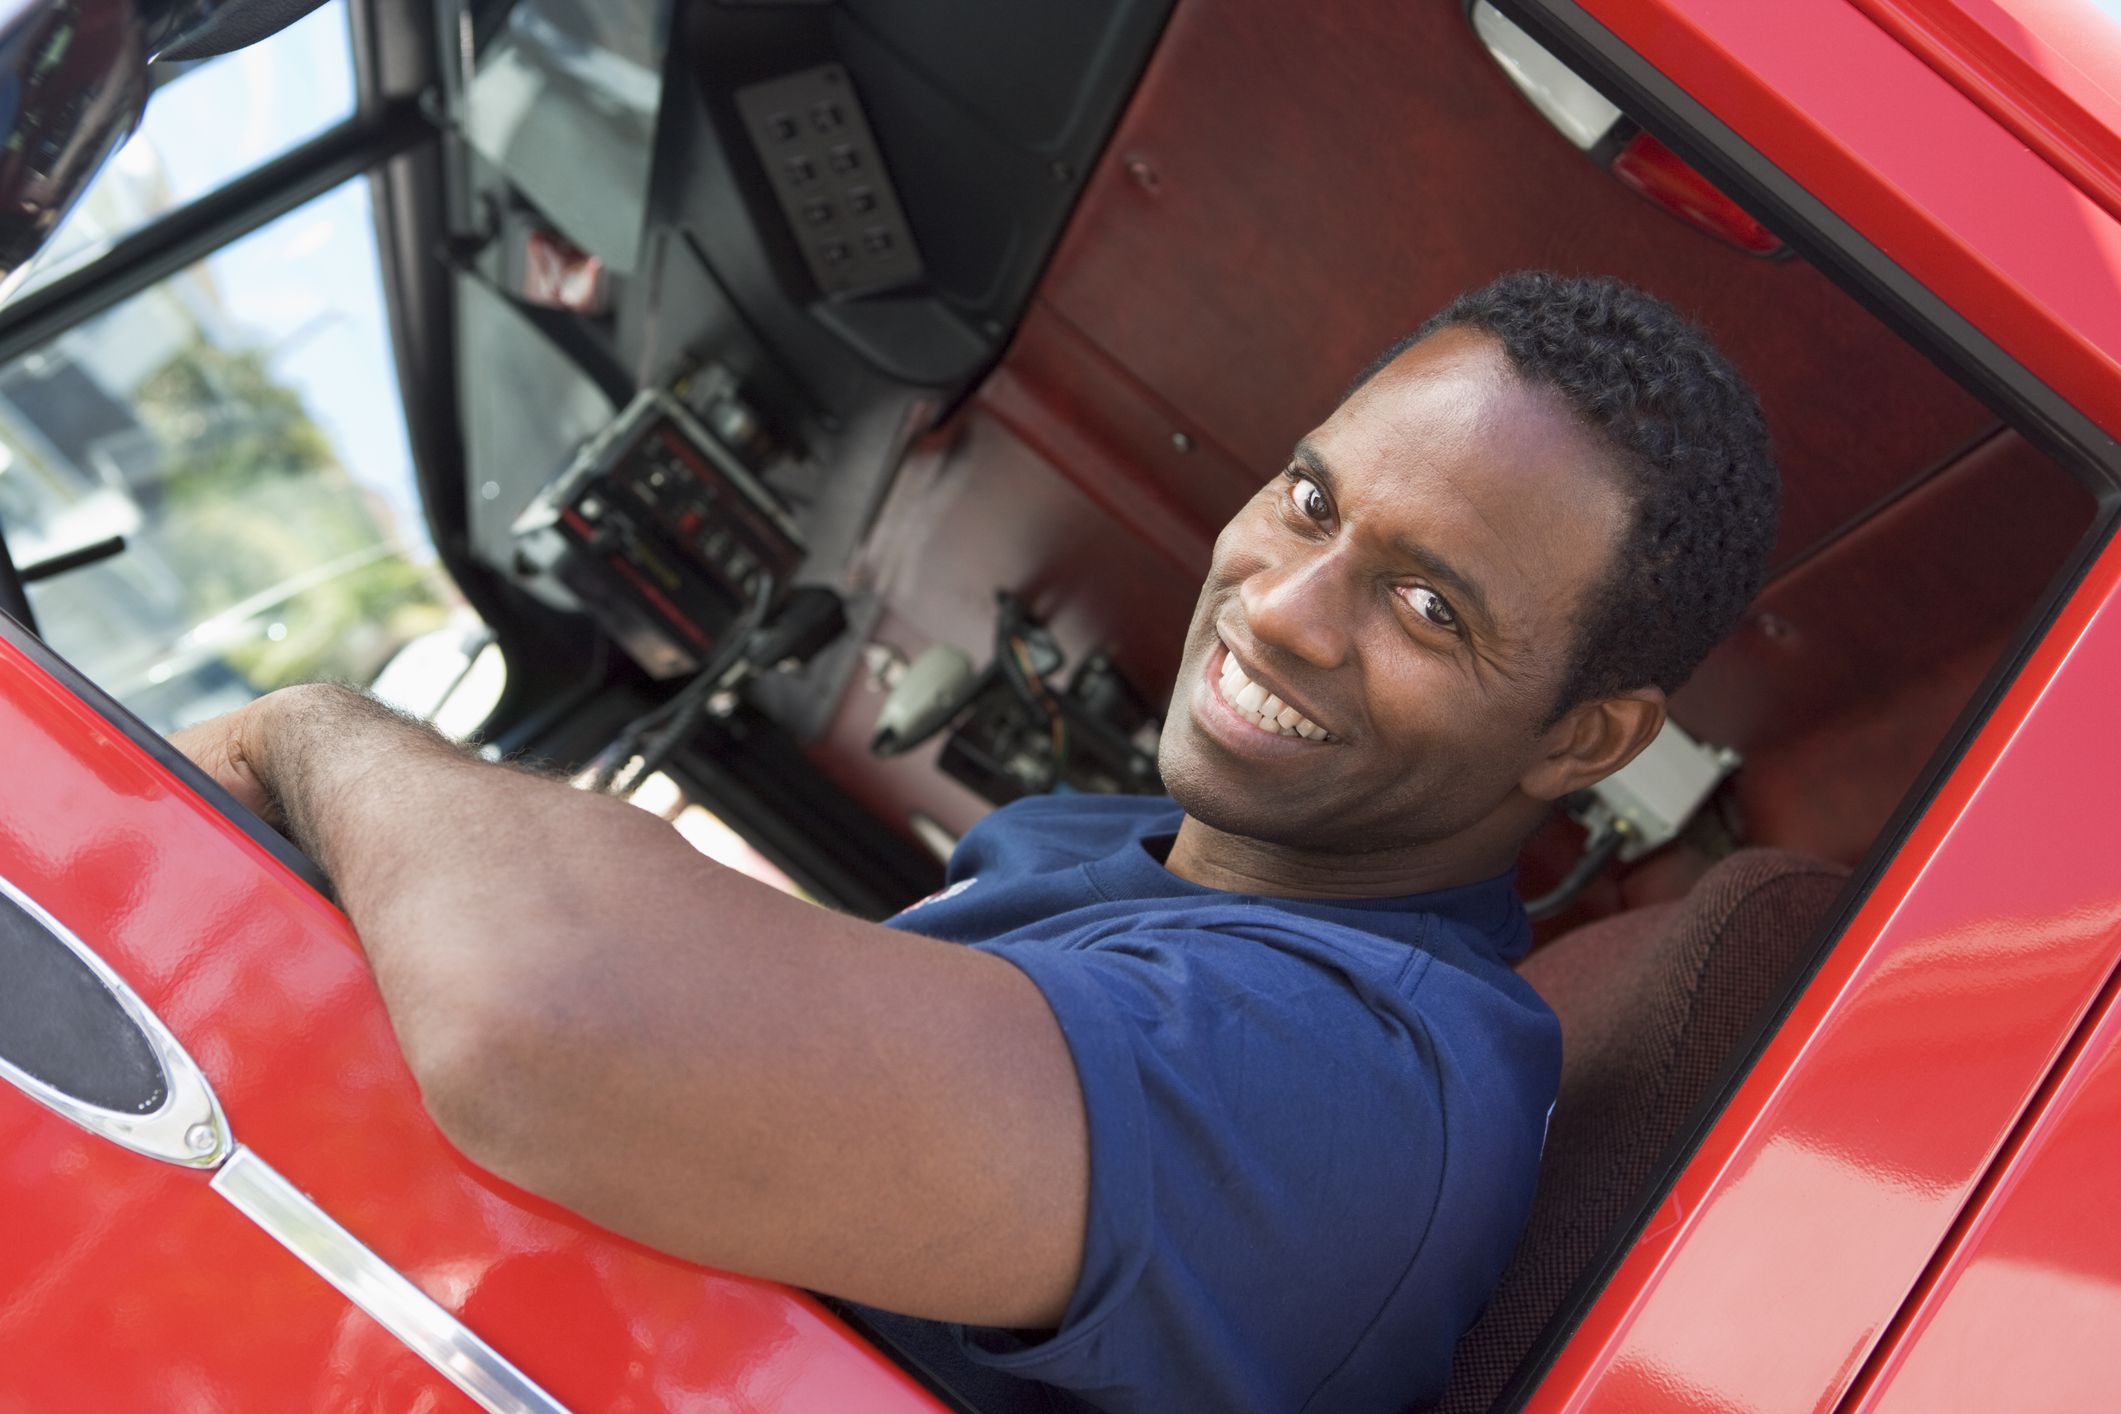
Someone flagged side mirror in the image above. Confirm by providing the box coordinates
[0,0,330,300]
[0,0,151,299]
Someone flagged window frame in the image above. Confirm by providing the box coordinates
[0,0,430,632]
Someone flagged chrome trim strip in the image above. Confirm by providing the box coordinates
[0,876,570,1409]
[0,870,230,1166]
[212,1146,571,1414]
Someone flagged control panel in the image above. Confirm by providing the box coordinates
[734,64,924,298]
[512,389,804,679]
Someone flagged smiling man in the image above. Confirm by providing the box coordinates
[174,271,1777,1414]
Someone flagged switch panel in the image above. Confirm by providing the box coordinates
[511,389,804,679]
[735,64,924,298]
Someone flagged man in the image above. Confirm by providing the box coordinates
[175,272,1777,1412]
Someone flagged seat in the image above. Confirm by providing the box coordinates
[1434,847,1849,1413]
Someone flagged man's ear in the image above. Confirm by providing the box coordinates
[1519,687,1667,803]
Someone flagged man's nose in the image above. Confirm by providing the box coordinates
[1239,548,1359,669]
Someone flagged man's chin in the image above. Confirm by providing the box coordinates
[1158,721,1325,849]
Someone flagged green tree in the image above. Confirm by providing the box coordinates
[131,335,456,689]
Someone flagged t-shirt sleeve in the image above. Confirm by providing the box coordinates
[958,921,1453,1413]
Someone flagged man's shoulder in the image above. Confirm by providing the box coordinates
[943,885,1559,1414]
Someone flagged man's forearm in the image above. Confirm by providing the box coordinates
[237,684,702,1149]
[194,683,1090,1327]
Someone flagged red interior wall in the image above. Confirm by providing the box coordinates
[1031,0,1998,569]
[1675,431,2096,862]
[807,0,2097,889]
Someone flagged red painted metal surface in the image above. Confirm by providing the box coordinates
[1519,516,2121,1412]
[1846,954,2121,1412]
[1506,6,2121,1397]
[0,638,943,1410]
[1846,0,2121,222]
[1576,0,2121,440]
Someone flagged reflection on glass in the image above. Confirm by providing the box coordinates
[4,178,486,734]
[15,3,355,296]
[462,0,669,272]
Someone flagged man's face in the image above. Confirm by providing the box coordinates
[1157,328,1634,860]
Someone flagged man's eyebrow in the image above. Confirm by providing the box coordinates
[1291,437,1336,494]
[1289,438,1497,629]
[1398,535,1495,630]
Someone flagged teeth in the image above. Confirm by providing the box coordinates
[1215,650,1331,742]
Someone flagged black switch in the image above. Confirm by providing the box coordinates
[810,101,844,132]
[861,226,895,256]
[818,240,852,266]
[846,185,877,215]
[767,112,798,141]
[828,144,861,175]
[785,155,817,186]
[802,199,835,226]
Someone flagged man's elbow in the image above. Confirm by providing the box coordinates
[397,981,580,1188]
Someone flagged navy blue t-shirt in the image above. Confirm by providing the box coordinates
[881,794,1561,1413]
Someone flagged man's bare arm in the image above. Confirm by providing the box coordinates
[174,683,1089,1328]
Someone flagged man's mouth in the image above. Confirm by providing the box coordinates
[1215,642,1334,741]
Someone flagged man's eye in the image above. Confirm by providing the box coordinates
[1404,586,1458,631]
[1290,475,1330,522]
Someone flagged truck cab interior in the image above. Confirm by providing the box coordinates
[0,0,2107,1408]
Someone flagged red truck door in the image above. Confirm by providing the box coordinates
[0,615,945,1408]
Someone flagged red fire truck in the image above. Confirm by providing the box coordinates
[0,0,2116,1409]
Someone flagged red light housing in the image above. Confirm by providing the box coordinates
[1608,131,1786,256]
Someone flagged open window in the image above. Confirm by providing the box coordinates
[2,176,495,733]
[0,2,503,738]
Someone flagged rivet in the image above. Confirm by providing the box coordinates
[1124,155,1161,193]
[1755,612,1793,641]
[1170,431,1194,453]
[184,1123,218,1155]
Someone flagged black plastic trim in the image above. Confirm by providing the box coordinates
[0,513,34,631]
[0,608,332,897]
[359,0,610,746]
[0,884,170,1115]
[18,534,127,584]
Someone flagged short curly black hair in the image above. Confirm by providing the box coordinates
[1352,271,1779,723]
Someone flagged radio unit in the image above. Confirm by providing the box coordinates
[511,388,804,678]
